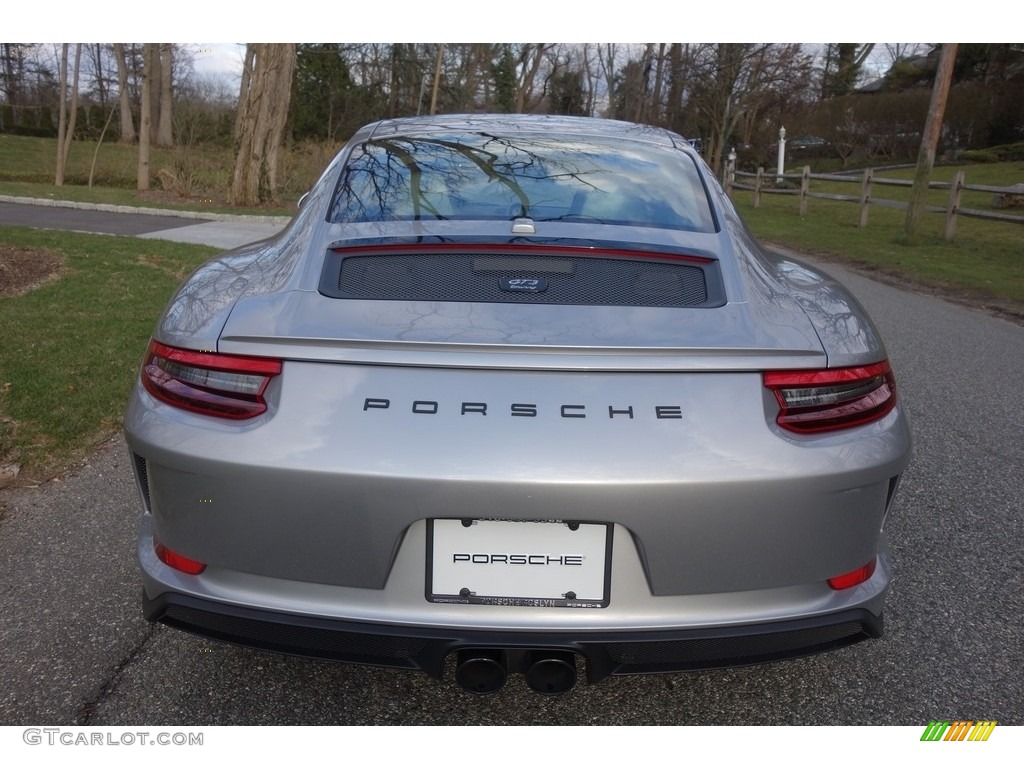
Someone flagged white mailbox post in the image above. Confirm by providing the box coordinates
[777,126,787,184]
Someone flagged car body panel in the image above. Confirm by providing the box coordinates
[138,515,891,631]
[126,359,909,594]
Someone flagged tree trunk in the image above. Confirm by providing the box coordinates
[55,44,68,185]
[156,43,173,146]
[666,44,684,134]
[137,44,155,191]
[600,44,618,119]
[89,102,119,187]
[650,43,666,124]
[515,44,548,113]
[149,45,161,145]
[387,44,402,118]
[429,44,444,115]
[113,43,136,143]
[1,45,25,124]
[92,44,107,110]
[230,43,297,207]
[904,43,958,244]
[234,44,256,142]
[55,44,82,186]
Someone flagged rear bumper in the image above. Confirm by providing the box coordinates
[144,590,883,684]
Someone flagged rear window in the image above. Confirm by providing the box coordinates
[329,132,716,233]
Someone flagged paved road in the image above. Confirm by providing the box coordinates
[0,199,288,250]
[0,208,1021,725]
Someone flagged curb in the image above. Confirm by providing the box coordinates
[0,195,292,226]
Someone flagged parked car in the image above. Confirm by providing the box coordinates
[126,115,911,695]
[788,135,830,153]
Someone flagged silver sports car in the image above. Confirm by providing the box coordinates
[125,115,911,695]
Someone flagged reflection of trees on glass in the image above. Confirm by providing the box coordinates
[330,132,715,232]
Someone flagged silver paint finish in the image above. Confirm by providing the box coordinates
[125,361,910,595]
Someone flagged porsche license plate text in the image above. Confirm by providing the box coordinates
[427,519,611,608]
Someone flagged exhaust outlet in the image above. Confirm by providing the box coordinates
[455,649,508,694]
[524,650,577,695]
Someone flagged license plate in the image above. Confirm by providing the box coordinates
[427,519,612,608]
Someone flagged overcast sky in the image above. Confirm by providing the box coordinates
[190,43,245,83]
[10,2,981,47]
[6,1,992,91]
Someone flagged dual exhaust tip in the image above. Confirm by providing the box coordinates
[455,648,577,695]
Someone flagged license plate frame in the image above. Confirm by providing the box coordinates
[426,519,612,608]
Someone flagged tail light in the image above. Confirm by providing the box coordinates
[764,361,898,434]
[141,340,282,420]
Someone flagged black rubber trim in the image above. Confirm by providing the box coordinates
[145,591,882,684]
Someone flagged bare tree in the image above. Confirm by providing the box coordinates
[882,44,927,66]
[137,43,155,190]
[85,44,108,112]
[685,44,812,173]
[689,44,751,172]
[230,43,297,206]
[649,43,667,124]
[1,44,31,126]
[579,44,599,116]
[665,43,688,134]
[513,44,551,112]
[156,43,173,146]
[598,44,619,117]
[55,43,82,186]
[112,43,136,143]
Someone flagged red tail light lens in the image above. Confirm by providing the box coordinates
[154,539,207,575]
[827,558,876,590]
[141,340,282,419]
[764,361,898,434]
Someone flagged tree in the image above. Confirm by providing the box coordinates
[112,43,136,143]
[820,44,874,98]
[156,43,173,146]
[513,44,551,112]
[491,46,516,113]
[291,44,381,141]
[55,43,82,186]
[1,44,32,127]
[905,43,958,244]
[598,44,620,118]
[684,44,813,173]
[665,43,687,135]
[137,43,155,190]
[230,43,296,206]
[547,66,587,116]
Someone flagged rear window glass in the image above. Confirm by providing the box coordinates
[329,132,716,233]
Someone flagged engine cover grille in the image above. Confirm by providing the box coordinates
[323,251,716,308]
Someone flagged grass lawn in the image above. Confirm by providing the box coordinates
[732,161,1024,309]
[0,132,341,214]
[0,226,219,479]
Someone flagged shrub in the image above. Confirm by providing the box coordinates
[961,150,998,163]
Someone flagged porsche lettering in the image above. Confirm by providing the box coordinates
[453,554,585,566]
[363,398,682,419]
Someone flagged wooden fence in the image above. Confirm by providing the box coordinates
[724,164,1024,241]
